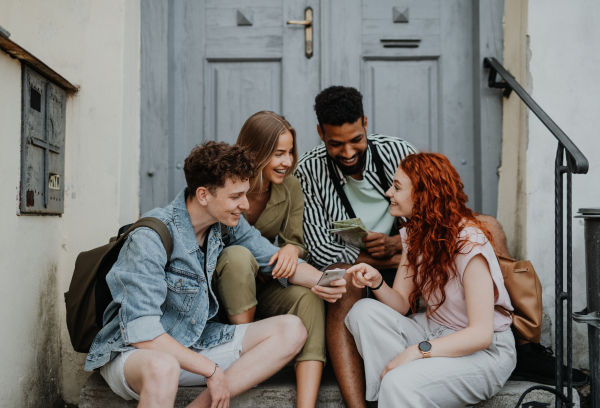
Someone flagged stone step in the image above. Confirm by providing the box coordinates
[79,365,580,408]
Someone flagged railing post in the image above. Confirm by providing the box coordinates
[555,146,576,407]
[574,208,600,408]
[484,56,590,407]
[555,146,565,407]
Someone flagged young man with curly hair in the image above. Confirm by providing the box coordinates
[84,141,346,407]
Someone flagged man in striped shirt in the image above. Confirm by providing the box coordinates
[294,86,417,408]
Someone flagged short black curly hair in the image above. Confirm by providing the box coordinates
[314,86,364,127]
[184,141,256,198]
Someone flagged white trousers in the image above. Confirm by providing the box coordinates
[345,299,516,408]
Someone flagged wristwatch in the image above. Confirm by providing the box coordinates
[418,341,432,358]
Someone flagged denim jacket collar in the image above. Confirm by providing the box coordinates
[173,189,201,254]
[173,188,227,254]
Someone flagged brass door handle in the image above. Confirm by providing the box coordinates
[287,19,311,26]
[286,7,313,58]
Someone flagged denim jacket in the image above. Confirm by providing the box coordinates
[85,189,292,371]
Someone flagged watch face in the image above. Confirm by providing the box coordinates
[418,341,432,352]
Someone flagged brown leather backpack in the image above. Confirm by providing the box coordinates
[495,253,543,343]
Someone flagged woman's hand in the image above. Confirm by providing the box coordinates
[347,263,383,289]
[206,365,230,408]
[269,244,301,279]
[380,345,421,379]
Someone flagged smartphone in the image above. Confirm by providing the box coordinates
[316,268,346,287]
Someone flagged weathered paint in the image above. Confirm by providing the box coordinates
[0,0,141,405]
[525,0,600,370]
[501,0,599,370]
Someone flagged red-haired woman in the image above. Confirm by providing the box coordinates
[345,152,516,407]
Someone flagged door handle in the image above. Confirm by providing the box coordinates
[286,7,313,58]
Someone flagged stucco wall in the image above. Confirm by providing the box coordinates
[526,0,600,368]
[0,1,140,405]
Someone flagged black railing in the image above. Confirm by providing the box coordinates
[484,57,589,408]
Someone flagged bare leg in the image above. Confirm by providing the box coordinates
[475,214,511,258]
[188,315,307,408]
[228,306,256,324]
[123,349,180,408]
[295,360,323,408]
[326,264,367,408]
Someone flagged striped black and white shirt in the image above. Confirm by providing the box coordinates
[294,134,417,269]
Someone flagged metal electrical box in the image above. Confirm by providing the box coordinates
[20,65,66,214]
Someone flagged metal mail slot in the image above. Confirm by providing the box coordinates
[20,65,66,214]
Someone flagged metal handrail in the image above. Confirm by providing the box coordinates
[483,57,589,174]
[484,57,590,408]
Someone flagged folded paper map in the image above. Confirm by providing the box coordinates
[331,218,368,250]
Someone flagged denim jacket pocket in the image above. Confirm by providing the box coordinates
[165,268,200,312]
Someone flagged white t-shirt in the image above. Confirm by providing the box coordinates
[400,225,513,332]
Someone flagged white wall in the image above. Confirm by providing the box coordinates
[527,0,600,368]
[0,1,140,405]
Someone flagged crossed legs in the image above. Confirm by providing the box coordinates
[122,316,306,408]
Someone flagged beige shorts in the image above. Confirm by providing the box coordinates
[99,324,249,401]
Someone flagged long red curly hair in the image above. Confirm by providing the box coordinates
[399,153,493,315]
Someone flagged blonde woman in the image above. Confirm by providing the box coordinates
[213,111,326,408]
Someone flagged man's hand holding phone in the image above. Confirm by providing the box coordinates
[311,268,347,303]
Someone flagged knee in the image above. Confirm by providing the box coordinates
[142,353,180,388]
[345,298,381,332]
[215,246,256,282]
[279,315,308,355]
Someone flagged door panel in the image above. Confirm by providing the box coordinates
[141,0,503,215]
[204,60,282,143]
[360,0,475,204]
[363,59,439,153]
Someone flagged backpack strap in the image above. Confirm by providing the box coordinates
[220,223,230,245]
[118,217,173,262]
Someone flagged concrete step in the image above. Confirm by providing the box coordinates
[79,364,580,408]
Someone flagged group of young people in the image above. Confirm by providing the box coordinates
[84,86,587,408]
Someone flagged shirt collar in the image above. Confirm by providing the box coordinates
[268,180,288,206]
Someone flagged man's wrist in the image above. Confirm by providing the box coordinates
[206,362,219,379]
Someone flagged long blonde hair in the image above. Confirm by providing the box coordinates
[236,111,298,191]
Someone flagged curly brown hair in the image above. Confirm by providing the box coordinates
[183,141,256,198]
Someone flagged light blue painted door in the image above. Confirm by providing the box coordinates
[141,0,503,215]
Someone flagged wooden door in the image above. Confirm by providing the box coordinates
[141,0,503,215]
